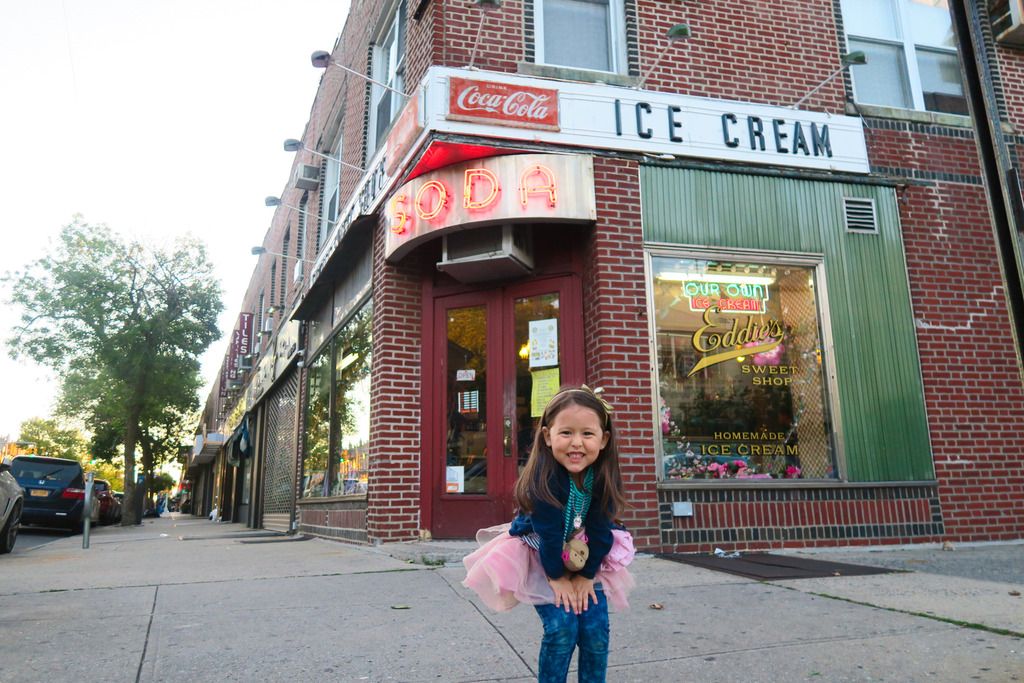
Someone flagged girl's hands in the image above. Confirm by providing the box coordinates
[547,575,581,614]
[571,575,598,611]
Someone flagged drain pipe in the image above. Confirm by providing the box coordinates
[948,0,1024,370]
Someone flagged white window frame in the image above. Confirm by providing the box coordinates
[841,0,962,112]
[319,136,342,244]
[368,0,407,154]
[534,0,628,75]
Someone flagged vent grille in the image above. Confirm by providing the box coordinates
[843,197,878,233]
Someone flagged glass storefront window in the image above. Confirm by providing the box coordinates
[302,351,331,497]
[651,254,837,481]
[301,300,372,498]
[331,303,372,496]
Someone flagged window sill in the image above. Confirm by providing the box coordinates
[517,61,637,88]
[845,102,972,128]
[658,478,938,490]
[297,493,368,504]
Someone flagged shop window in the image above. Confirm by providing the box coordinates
[368,0,407,154]
[330,303,372,496]
[302,350,331,498]
[840,0,967,115]
[534,0,626,74]
[300,300,373,498]
[651,254,838,482]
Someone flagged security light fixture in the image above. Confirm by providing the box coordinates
[791,51,867,109]
[638,24,693,89]
[251,245,316,264]
[265,196,337,228]
[310,50,407,99]
[283,138,364,173]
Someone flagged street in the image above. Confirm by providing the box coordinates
[1,514,1021,682]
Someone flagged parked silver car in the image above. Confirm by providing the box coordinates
[0,457,24,553]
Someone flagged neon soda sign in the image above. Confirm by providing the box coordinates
[383,153,596,262]
[389,164,558,235]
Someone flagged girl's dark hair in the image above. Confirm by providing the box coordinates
[513,385,626,517]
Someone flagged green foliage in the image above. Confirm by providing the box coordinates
[151,471,175,492]
[5,217,223,523]
[17,417,89,461]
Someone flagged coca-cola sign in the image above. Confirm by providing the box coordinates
[448,77,559,131]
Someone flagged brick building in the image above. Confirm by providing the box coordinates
[190,0,1024,552]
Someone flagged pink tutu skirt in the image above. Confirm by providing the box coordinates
[462,524,636,612]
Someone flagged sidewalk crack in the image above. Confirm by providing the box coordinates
[437,569,537,678]
[135,585,159,683]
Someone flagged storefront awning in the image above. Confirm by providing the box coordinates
[190,432,225,465]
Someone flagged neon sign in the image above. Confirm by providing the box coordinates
[384,154,596,262]
[684,280,769,314]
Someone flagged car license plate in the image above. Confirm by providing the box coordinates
[30,489,49,497]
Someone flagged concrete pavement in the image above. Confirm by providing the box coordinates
[1,514,1020,682]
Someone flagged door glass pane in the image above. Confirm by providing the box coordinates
[514,293,561,472]
[543,0,612,72]
[651,257,837,480]
[849,38,914,109]
[446,305,488,494]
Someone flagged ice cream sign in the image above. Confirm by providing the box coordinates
[683,274,771,314]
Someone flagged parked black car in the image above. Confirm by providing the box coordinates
[11,456,99,532]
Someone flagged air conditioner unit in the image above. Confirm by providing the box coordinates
[292,258,303,283]
[437,225,533,283]
[293,163,319,191]
[262,316,275,334]
[990,0,1024,47]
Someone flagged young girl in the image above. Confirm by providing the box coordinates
[463,385,635,683]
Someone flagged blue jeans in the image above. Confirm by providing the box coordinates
[533,587,610,683]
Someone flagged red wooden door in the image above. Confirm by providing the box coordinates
[429,276,582,538]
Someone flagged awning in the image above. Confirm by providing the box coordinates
[190,432,225,466]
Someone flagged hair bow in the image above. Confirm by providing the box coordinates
[579,384,613,417]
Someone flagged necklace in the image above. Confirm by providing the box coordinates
[562,468,594,542]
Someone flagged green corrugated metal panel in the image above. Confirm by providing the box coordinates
[641,167,933,482]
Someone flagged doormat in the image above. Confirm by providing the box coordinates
[659,552,897,580]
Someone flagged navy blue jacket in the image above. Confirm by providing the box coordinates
[509,467,613,580]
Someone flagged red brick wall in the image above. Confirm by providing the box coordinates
[901,178,1024,541]
[366,214,424,542]
[583,156,662,548]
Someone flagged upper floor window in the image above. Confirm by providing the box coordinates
[841,0,966,115]
[369,0,407,154]
[320,137,342,248]
[535,0,626,74]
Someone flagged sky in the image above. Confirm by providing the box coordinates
[0,0,352,441]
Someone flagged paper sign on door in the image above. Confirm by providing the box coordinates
[531,367,560,417]
[529,319,558,368]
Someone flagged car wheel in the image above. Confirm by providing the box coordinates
[0,503,20,554]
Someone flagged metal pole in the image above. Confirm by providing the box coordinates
[82,471,93,549]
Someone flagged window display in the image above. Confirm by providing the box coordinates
[651,254,837,481]
[301,300,372,498]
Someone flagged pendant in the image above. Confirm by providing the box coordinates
[573,514,582,529]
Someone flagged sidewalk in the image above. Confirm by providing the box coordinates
[1,514,1020,682]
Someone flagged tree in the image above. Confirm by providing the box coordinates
[6,218,222,524]
[17,417,89,461]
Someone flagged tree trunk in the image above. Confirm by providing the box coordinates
[121,415,140,526]
[141,434,154,516]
